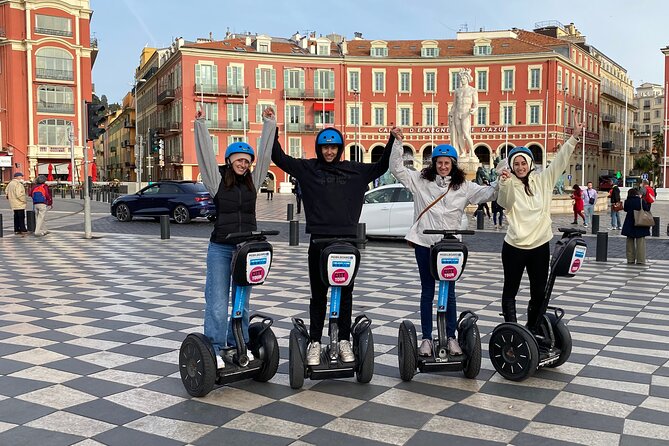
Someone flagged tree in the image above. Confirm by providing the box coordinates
[653,132,664,152]
[634,153,662,186]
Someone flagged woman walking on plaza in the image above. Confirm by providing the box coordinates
[621,188,650,265]
[498,122,584,327]
[609,183,622,230]
[571,184,586,226]
[390,131,497,357]
[193,108,274,369]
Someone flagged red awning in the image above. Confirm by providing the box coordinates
[313,102,335,112]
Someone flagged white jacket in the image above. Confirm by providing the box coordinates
[389,140,497,248]
[498,135,578,250]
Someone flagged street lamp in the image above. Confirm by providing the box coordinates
[133,77,146,189]
[353,89,361,161]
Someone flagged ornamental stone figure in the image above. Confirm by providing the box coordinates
[449,68,479,157]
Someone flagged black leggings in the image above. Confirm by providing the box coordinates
[501,241,550,329]
[307,234,355,343]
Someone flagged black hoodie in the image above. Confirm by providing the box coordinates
[272,127,394,235]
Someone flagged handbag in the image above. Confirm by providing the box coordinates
[612,202,623,212]
[633,197,654,227]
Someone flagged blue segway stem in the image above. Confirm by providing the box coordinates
[330,286,341,318]
[232,286,248,319]
[437,281,450,313]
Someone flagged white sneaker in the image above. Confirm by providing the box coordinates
[419,339,432,356]
[339,340,355,363]
[307,341,321,366]
[216,353,225,369]
[247,350,255,361]
[447,337,463,355]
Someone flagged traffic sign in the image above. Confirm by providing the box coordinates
[642,173,649,180]
[616,171,621,179]
[567,174,572,181]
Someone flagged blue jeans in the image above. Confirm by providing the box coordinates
[414,245,457,339]
[611,210,621,228]
[584,204,594,225]
[204,241,250,355]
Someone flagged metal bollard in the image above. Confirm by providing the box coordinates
[61,188,65,199]
[96,190,101,201]
[26,210,36,232]
[0,214,3,238]
[289,220,299,246]
[596,231,608,262]
[70,188,75,199]
[476,210,484,230]
[591,214,600,234]
[160,215,170,240]
[287,203,294,221]
[356,222,367,250]
[652,216,660,237]
[79,188,84,199]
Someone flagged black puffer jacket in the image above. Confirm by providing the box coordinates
[211,165,257,244]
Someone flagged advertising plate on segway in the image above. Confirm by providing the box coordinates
[569,245,587,274]
[436,251,465,281]
[246,251,271,285]
[327,254,357,287]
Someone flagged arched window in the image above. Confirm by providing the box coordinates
[38,119,72,146]
[36,47,73,80]
[349,144,363,162]
[422,146,433,166]
[37,85,74,113]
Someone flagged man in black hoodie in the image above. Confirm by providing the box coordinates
[269,108,397,366]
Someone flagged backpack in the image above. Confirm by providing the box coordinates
[644,186,655,204]
[32,184,48,204]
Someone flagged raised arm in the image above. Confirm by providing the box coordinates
[543,122,585,187]
[193,114,221,195]
[252,107,278,190]
[388,128,421,190]
[364,128,396,181]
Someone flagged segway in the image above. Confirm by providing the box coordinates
[289,237,374,389]
[179,230,280,397]
[489,227,586,381]
[397,229,482,381]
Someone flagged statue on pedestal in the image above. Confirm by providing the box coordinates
[449,68,478,158]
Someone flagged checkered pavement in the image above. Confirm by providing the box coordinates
[1,232,669,445]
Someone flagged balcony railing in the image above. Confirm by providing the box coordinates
[37,102,74,114]
[602,141,615,151]
[637,131,650,137]
[157,88,175,105]
[34,27,73,37]
[195,84,248,97]
[284,88,335,100]
[165,122,181,132]
[206,120,250,130]
[630,147,640,154]
[601,114,616,123]
[286,123,318,133]
[36,68,73,81]
[123,119,135,128]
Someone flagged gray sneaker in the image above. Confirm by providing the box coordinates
[339,340,355,362]
[448,337,463,355]
[419,339,432,356]
[307,341,321,366]
[216,353,225,369]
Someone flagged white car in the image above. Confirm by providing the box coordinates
[359,184,414,237]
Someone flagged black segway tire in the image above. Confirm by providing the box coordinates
[462,324,482,379]
[253,328,279,382]
[179,334,216,397]
[488,323,538,382]
[356,330,374,383]
[397,321,417,382]
[289,328,305,389]
[545,314,572,368]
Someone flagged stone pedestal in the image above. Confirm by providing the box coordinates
[459,153,480,181]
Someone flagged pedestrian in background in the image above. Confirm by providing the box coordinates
[29,175,52,237]
[5,172,28,235]
[608,183,622,230]
[583,181,597,228]
[640,179,655,209]
[492,199,504,230]
[571,184,586,225]
[621,188,650,265]
[265,177,274,200]
[292,178,302,214]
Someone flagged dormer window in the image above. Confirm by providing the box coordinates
[473,38,492,56]
[421,40,439,58]
[255,35,272,53]
[316,38,331,56]
[258,43,269,53]
[370,40,388,57]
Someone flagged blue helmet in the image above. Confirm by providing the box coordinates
[508,146,534,172]
[432,144,458,161]
[225,141,255,163]
[316,128,343,146]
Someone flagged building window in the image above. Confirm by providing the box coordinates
[477,70,488,91]
[655,110,661,118]
[196,102,218,126]
[285,68,304,92]
[349,105,360,125]
[399,71,411,93]
[227,65,243,87]
[315,69,334,95]
[425,71,436,93]
[421,47,439,57]
[450,71,459,92]
[503,105,513,125]
[348,70,359,92]
[210,135,219,155]
[289,137,302,158]
[477,106,488,126]
[196,63,218,92]
[529,105,540,124]
[399,107,411,126]
[35,47,73,81]
[371,47,388,57]
[373,107,385,126]
[424,106,436,126]
[256,102,276,123]
[474,44,492,55]
[256,67,276,90]
[258,43,270,53]
[557,103,562,125]
[35,14,72,37]
[502,69,514,91]
[529,68,541,89]
[287,105,304,124]
[318,44,330,56]
[557,68,563,90]
[315,110,334,125]
[37,85,74,114]
[373,71,385,93]
[38,119,72,146]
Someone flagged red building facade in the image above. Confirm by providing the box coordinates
[135,28,601,189]
[0,0,95,183]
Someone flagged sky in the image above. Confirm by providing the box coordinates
[90,0,669,104]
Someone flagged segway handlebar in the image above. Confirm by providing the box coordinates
[224,230,280,242]
[311,237,365,245]
[557,227,586,236]
[423,229,475,236]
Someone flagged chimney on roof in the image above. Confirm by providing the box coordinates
[209,32,213,40]
[291,31,301,42]
[300,36,308,49]
[309,42,316,54]
[225,27,231,39]
[354,31,363,40]
[245,35,251,46]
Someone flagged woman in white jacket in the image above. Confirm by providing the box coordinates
[497,122,584,329]
[390,130,497,357]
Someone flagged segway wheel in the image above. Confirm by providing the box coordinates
[356,330,374,383]
[545,314,572,368]
[462,324,482,379]
[253,328,280,382]
[488,323,538,382]
[179,334,216,397]
[288,328,305,389]
[397,321,417,382]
